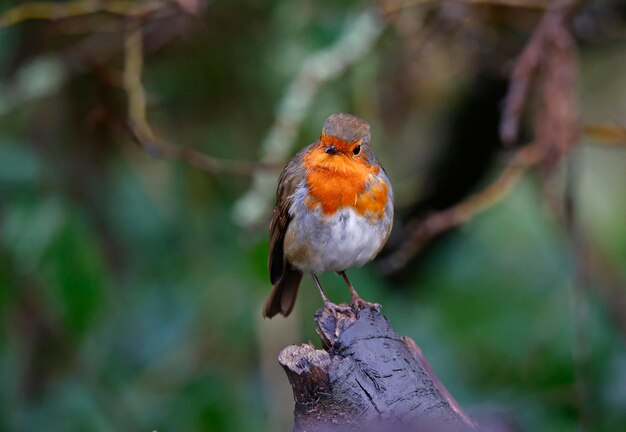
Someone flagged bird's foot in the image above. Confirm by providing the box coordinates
[323,300,354,315]
[351,298,382,313]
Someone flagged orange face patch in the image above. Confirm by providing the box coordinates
[320,132,361,154]
[302,144,386,218]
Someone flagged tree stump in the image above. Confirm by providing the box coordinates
[279,305,478,432]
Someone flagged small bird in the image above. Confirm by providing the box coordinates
[264,113,394,318]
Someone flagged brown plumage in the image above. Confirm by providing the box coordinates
[264,113,393,318]
[265,150,307,317]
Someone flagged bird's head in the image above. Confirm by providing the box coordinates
[312,113,376,170]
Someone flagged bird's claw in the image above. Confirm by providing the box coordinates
[321,297,381,316]
[323,301,354,315]
[351,298,382,313]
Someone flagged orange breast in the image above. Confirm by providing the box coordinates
[302,146,388,219]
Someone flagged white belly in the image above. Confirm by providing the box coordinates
[284,206,392,274]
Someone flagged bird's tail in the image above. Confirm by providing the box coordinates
[263,264,302,318]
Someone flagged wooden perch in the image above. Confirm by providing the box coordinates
[279,306,478,432]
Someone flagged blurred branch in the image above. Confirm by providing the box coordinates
[0,0,170,28]
[0,5,185,116]
[463,0,550,6]
[380,143,544,273]
[583,123,626,147]
[500,8,573,146]
[379,0,552,16]
[499,17,547,145]
[124,29,150,136]
[533,13,578,170]
[384,1,583,273]
[123,28,278,176]
[233,8,385,226]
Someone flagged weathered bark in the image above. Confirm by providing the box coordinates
[279,305,479,432]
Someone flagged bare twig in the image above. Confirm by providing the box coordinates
[500,11,560,145]
[123,27,278,176]
[379,144,544,273]
[384,1,582,272]
[0,0,170,28]
[534,12,578,170]
[0,12,182,117]
[379,0,552,16]
[463,0,551,7]
[583,123,626,147]
[500,1,580,149]
[124,29,151,137]
[233,8,385,226]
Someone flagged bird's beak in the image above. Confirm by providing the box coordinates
[324,145,338,155]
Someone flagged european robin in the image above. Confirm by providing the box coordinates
[264,113,394,318]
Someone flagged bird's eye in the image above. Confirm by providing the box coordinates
[353,145,361,156]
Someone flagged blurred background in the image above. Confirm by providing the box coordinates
[1,0,626,431]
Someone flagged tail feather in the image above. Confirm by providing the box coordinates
[264,264,302,318]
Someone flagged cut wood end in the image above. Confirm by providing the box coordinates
[278,343,331,374]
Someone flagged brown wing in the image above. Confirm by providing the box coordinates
[264,146,309,318]
[268,147,307,284]
[267,198,289,285]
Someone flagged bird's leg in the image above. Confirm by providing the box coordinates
[339,271,381,312]
[311,272,331,305]
[311,273,352,314]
